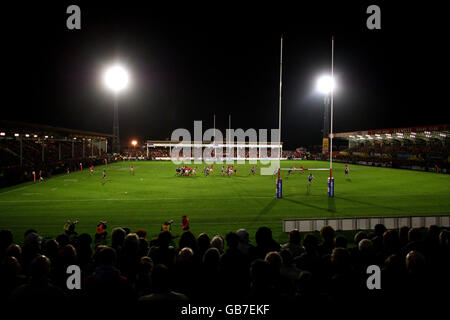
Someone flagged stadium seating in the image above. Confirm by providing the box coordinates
[0,224,448,309]
[336,142,449,171]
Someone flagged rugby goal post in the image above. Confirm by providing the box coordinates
[278,166,335,197]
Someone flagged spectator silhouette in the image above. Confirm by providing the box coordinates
[318,226,335,256]
[211,235,225,254]
[138,264,187,302]
[251,227,280,261]
[148,231,176,269]
[282,229,304,258]
[236,229,254,256]
[9,255,66,306]
[85,246,135,305]
[220,232,250,300]
[197,233,210,260]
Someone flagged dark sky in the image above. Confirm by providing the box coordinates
[2,1,448,149]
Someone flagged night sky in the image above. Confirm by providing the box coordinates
[2,2,447,149]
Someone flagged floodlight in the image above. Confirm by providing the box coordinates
[316,75,335,94]
[131,140,137,146]
[104,65,129,92]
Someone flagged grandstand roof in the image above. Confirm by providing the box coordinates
[334,124,449,142]
[0,120,113,140]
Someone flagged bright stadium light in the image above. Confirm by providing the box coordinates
[131,140,137,146]
[316,75,335,94]
[104,65,129,92]
[103,64,131,153]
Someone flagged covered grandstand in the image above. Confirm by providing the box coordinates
[334,124,449,172]
[0,120,113,187]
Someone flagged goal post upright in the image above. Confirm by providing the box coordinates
[330,35,334,178]
[328,35,335,197]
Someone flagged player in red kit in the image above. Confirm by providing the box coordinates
[130,163,134,175]
[181,215,190,231]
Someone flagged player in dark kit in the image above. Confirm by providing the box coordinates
[308,173,314,188]
[345,164,349,176]
[287,167,293,178]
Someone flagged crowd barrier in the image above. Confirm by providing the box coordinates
[283,215,450,232]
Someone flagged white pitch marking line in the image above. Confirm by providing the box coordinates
[0,185,34,195]
[0,196,274,203]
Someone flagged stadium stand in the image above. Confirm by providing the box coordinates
[0,120,113,187]
[0,223,448,310]
[144,145,306,160]
[334,124,449,173]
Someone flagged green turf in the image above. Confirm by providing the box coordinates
[0,160,449,244]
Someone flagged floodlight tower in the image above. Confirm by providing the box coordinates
[316,36,335,197]
[131,139,137,156]
[317,75,334,153]
[104,65,129,153]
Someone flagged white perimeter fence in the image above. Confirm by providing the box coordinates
[283,215,450,233]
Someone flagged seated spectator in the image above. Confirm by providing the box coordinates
[236,229,254,256]
[6,244,22,261]
[197,233,211,259]
[135,256,153,297]
[197,247,222,301]
[178,231,198,255]
[211,235,225,254]
[22,232,43,274]
[372,224,387,253]
[318,226,335,256]
[9,255,66,305]
[329,248,360,302]
[282,229,304,258]
[220,232,250,300]
[111,227,126,255]
[334,236,348,249]
[403,228,425,255]
[148,231,176,269]
[173,247,197,297]
[280,249,301,283]
[138,264,188,301]
[249,259,278,300]
[382,229,401,259]
[251,227,280,261]
[119,233,141,283]
[85,246,135,305]
[74,233,93,272]
[0,256,26,300]
[294,234,320,273]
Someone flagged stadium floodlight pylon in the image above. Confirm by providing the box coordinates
[104,64,129,154]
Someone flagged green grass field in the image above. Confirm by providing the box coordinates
[0,160,449,244]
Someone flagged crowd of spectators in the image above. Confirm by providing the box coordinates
[0,224,448,311]
[145,147,305,160]
[337,141,449,171]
